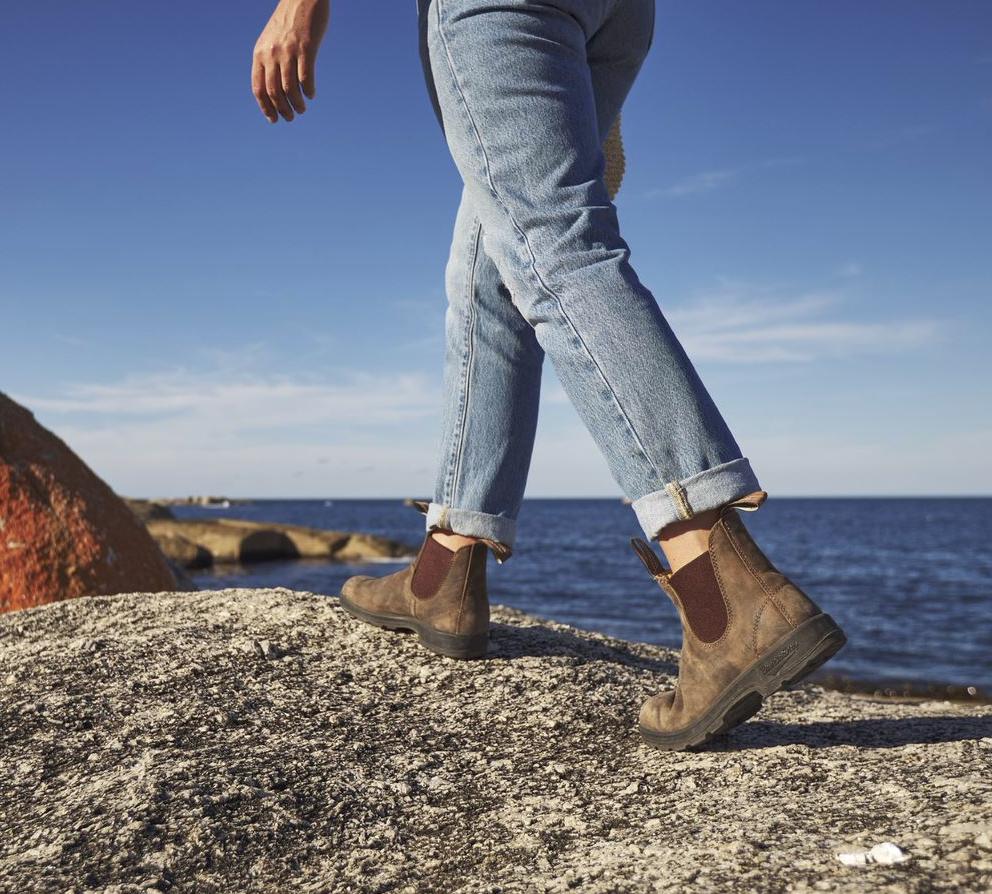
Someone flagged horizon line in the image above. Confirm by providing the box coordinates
[132,493,992,501]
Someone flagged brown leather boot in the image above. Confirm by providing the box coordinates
[338,503,505,660]
[632,491,846,750]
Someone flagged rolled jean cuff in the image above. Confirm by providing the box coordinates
[425,502,517,553]
[631,457,762,540]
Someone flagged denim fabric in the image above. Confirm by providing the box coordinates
[418,0,761,551]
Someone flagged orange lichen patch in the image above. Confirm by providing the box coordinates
[0,393,176,612]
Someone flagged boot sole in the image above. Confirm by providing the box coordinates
[639,612,847,752]
[337,594,489,660]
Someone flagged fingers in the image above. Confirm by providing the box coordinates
[299,51,316,100]
[251,59,278,123]
[252,39,315,123]
[266,62,296,122]
[282,60,307,115]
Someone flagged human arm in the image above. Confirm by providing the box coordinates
[251,0,329,123]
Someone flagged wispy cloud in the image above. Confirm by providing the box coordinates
[19,368,438,426]
[13,366,444,496]
[646,157,803,200]
[667,282,939,363]
[10,279,947,496]
[649,168,738,198]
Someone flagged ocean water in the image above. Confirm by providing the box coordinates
[180,497,992,693]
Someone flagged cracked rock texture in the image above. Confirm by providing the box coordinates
[1,588,990,893]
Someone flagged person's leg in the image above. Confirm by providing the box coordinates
[421,4,635,560]
[425,186,544,556]
[425,0,728,572]
[586,0,718,574]
[423,0,846,742]
[426,65,633,558]
[425,0,760,551]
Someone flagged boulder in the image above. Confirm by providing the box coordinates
[146,518,412,567]
[333,531,411,561]
[0,393,176,612]
[151,532,213,570]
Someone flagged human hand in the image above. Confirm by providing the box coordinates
[252,0,330,123]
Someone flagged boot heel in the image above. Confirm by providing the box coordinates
[417,626,489,660]
[759,613,847,694]
[339,594,488,660]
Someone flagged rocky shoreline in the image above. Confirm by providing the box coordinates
[124,500,414,570]
[146,517,413,569]
[1,588,990,893]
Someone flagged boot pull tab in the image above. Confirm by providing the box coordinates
[719,490,768,516]
[630,537,669,579]
[480,538,512,565]
[414,496,513,565]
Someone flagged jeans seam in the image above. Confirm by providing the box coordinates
[441,215,482,507]
[433,0,662,487]
[448,218,482,505]
[664,479,693,520]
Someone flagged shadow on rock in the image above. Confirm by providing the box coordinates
[718,714,992,751]
[488,621,678,675]
[239,530,301,562]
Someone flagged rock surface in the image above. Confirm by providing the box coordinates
[1,588,990,893]
[146,518,413,568]
[0,394,176,612]
[123,499,177,523]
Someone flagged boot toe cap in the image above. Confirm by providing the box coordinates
[340,575,374,601]
[639,689,677,732]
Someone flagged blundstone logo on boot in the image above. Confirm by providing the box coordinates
[759,640,799,677]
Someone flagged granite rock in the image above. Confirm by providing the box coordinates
[0,588,990,893]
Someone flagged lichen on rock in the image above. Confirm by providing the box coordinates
[0,393,177,611]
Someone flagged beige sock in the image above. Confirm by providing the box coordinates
[656,510,720,573]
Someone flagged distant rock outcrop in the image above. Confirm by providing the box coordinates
[146,518,413,568]
[0,393,177,612]
[1,589,990,892]
[122,498,176,523]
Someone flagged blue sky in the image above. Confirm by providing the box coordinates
[2,1,990,498]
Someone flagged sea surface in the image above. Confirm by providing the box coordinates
[179,497,992,694]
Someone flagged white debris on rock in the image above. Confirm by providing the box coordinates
[837,842,910,866]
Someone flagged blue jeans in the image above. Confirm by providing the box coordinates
[416,0,761,554]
